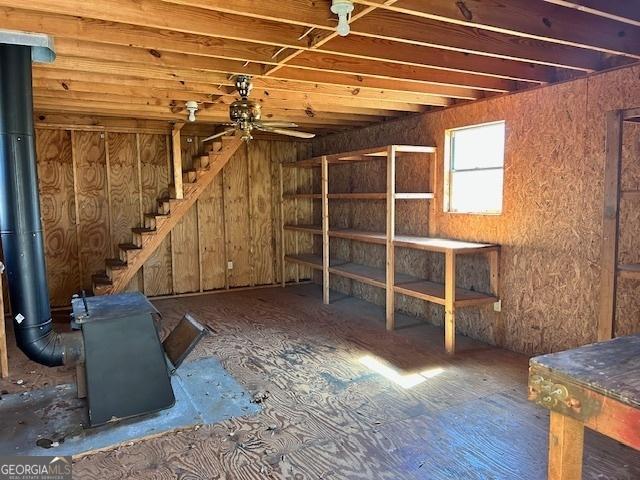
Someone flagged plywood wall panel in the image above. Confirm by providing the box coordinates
[198,178,226,291]
[32,125,314,305]
[172,135,200,294]
[107,132,143,292]
[314,63,640,355]
[249,141,274,285]
[223,145,252,288]
[139,133,172,296]
[35,129,80,306]
[72,130,110,292]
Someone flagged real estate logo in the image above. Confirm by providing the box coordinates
[0,456,72,480]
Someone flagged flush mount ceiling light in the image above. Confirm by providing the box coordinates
[331,0,354,36]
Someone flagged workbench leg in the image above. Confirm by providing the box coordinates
[444,251,456,354]
[548,411,584,480]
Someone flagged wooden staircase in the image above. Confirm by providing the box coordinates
[92,134,243,295]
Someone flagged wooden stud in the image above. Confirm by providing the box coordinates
[321,155,330,305]
[548,411,584,480]
[488,249,503,346]
[294,165,300,283]
[444,250,456,354]
[279,162,286,288]
[0,270,7,379]
[104,131,114,258]
[598,109,623,341]
[69,130,85,292]
[385,145,396,330]
[171,122,185,199]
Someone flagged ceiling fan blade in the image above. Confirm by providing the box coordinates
[254,121,299,128]
[201,128,236,142]
[256,125,315,138]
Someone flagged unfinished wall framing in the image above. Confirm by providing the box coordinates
[313,63,640,355]
[33,124,312,307]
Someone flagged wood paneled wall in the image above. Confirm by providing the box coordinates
[34,128,311,307]
[313,63,640,355]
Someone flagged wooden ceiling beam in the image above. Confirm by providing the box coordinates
[0,0,309,47]
[355,0,640,59]
[41,50,481,102]
[318,35,559,84]
[1,7,554,85]
[33,68,453,106]
[288,51,517,92]
[543,1,640,26]
[32,78,429,112]
[159,0,611,70]
[54,38,505,93]
[33,88,417,117]
[33,98,390,125]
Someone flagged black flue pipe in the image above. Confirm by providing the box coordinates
[0,44,82,367]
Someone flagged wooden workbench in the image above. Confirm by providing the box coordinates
[529,334,640,479]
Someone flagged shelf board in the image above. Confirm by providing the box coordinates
[394,280,498,307]
[622,190,640,200]
[394,235,498,254]
[283,192,433,201]
[395,192,434,200]
[282,145,436,168]
[283,193,321,200]
[284,224,322,235]
[286,255,496,307]
[331,228,387,245]
[330,260,435,290]
[283,226,498,254]
[618,263,640,279]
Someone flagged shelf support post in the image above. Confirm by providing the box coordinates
[598,109,624,341]
[444,250,456,354]
[322,156,330,304]
[386,146,396,330]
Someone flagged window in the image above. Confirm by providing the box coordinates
[445,121,505,214]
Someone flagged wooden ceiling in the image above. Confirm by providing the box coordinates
[2,0,639,134]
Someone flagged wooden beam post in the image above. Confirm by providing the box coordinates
[386,146,396,330]
[488,249,503,346]
[279,162,286,287]
[0,265,8,378]
[171,122,185,200]
[321,155,330,305]
[548,411,584,480]
[444,250,456,354]
[598,109,623,341]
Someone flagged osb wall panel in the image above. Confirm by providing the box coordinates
[33,129,311,307]
[314,64,640,355]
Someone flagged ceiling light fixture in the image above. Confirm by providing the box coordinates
[185,100,199,122]
[331,0,354,37]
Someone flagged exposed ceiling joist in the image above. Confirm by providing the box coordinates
[543,0,640,27]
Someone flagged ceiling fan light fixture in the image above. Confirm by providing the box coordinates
[331,0,354,36]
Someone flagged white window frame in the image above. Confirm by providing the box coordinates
[443,121,505,215]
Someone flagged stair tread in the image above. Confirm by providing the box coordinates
[92,273,112,285]
[119,243,142,250]
[144,212,168,218]
[105,258,127,268]
[132,227,156,234]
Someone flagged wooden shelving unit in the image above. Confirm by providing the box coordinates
[598,106,640,340]
[280,145,501,354]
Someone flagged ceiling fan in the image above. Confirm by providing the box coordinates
[202,75,316,142]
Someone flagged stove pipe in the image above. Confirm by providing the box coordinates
[0,39,83,367]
